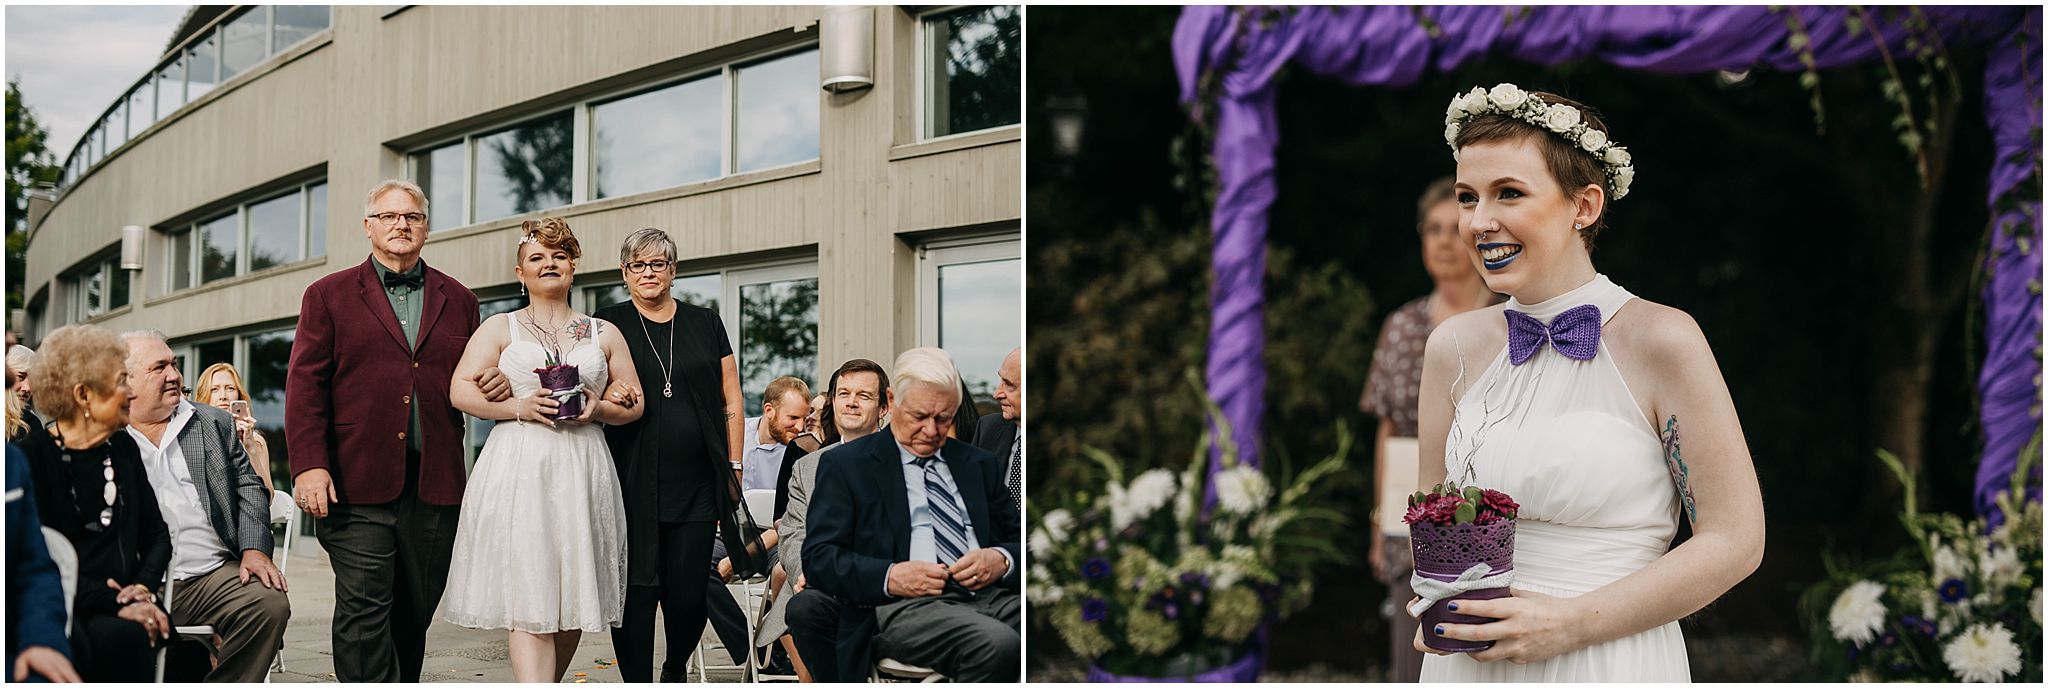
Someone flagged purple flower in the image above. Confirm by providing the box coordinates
[1880,630,1897,647]
[1081,597,1108,623]
[1093,538,1109,552]
[1937,578,1969,603]
[1081,558,1111,581]
[1190,590,1206,606]
[1162,603,1180,620]
[1179,572,1211,589]
[1902,615,1936,637]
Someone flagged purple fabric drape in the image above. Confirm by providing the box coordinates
[1173,6,2041,518]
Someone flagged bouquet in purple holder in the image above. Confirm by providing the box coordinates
[534,364,584,420]
[1405,483,1519,653]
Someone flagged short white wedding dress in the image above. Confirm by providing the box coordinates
[440,315,627,633]
[1421,275,1690,682]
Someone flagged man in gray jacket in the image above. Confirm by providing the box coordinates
[761,358,890,679]
[123,331,289,682]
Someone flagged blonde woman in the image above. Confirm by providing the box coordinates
[197,363,275,493]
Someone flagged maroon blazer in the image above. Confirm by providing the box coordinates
[286,257,480,506]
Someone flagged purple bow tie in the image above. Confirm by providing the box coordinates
[1505,304,1602,365]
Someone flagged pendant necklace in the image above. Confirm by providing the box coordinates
[637,301,676,398]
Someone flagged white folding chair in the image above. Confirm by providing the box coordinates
[689,488,779,682]
[154,543,217,683]
[870,657,947,683]
[41,527,76,637]
[267,490,298,677]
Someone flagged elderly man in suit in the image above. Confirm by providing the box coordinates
[122,331,289,682]
[970,347,1022,513]
[286,179,482,683]
[803,348,1021,682]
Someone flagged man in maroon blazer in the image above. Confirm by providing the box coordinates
[286,179,482,682]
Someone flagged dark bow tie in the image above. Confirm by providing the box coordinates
[382,270,424,291]
[1505,304,1602,365]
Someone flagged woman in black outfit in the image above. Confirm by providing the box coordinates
[20,324,174,683]
[596,228,768,682]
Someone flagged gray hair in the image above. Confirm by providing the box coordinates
[118,330,170,366]
[5,344,35,374]
[364,179,429,218]
[891,347,962,403]
[619,227,678,265]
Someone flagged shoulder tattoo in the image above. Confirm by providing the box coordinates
[1662,415,1699,525]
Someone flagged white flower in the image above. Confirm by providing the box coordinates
[1212,466,1272,515]
[1933,542,1971,584]
[1942,623,2023,683]
[1109,469,1177,530]
[1828,580,1887,646]
[2030,588,2041,625]
[1042,509,1073,543]
[1487,83,1527,109]
[1611,166,1635,199]
[1579,128,1608,152]
[1444,122,1461,146]
[1030,529,1054,557]
[1542,103,1581,133]
[1603,146,1632,166]
[1978,546,2022,590]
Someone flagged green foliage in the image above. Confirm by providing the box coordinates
[7,78,62,310]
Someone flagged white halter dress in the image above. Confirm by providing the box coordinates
[1420,274,1690,682]
[440,315,628,634]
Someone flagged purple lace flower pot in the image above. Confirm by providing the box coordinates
[1410,520,1516,653]
[534,364,583,420]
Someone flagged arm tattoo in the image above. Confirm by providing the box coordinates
[1662,415,1699,525]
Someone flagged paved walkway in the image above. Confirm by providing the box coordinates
[265,536,750,683]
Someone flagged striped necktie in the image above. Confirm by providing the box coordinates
[915,456,970,565]
[1007,439,1023,510]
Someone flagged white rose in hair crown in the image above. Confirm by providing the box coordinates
[1444,83,1636,201]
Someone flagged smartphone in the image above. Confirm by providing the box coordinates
[229,400,250,418]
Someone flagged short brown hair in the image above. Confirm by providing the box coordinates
[1453,91,1611,249]
[518,217,582,263]
[763,376,812,409]
[28,325,128,422]
[821,358,889,444]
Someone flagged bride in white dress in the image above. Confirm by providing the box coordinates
[1412,85,1765,682]
[443,217,644,683]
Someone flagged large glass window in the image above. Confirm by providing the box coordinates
[192,339,235,377]
[592,75,722,199]
[246,190,301,272]
[583,273,720,314]
[735,49,820,172]
[922,5,1021,139]
[198,211,240,284]
[473,112,572,223]
[155,59,184,121]
[187,35,220,101]
[82,269,103,319]
[108,263,129,311]
[243,329,294,491]
[737,273,818,410]
[413,142,466,227]
[170,230,194,291]
[220,7,269,80]
[920,238,1021,416]
[272,6,330,51]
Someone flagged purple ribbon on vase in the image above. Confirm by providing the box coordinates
[1505,304,1602,365]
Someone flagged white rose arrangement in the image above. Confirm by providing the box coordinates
[1443,82,1637,200]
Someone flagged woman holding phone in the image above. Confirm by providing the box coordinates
[197,362,274,493]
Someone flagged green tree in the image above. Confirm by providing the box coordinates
[7,78,63,310]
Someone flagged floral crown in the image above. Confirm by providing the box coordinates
[1444,83,1635,200]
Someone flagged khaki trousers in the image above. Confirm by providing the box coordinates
[167,561,292,682]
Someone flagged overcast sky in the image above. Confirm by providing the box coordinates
[5,4,191,164]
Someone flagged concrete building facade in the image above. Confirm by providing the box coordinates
[20,4,1022,481]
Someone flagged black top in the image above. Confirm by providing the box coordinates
[598,299,730,525]
[20,429,171,620]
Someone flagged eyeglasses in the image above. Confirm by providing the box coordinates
[368,212,428,227]
[623,260,673,274]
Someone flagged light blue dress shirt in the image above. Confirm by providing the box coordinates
[885,442,1015,598]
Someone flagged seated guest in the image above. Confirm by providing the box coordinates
[743,377,812,492]
[803,348,1020,682]
[122,332,291,682]
[20,325,173,683]
[196,363,276,493]
[771,358,891,681]
[971,348,1022,514]
[947,377,980,445]
[9,344,42,437]
[7,444,82,683]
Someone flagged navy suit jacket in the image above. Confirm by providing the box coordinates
[802,431,1022,680]
[6,444,73,668]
